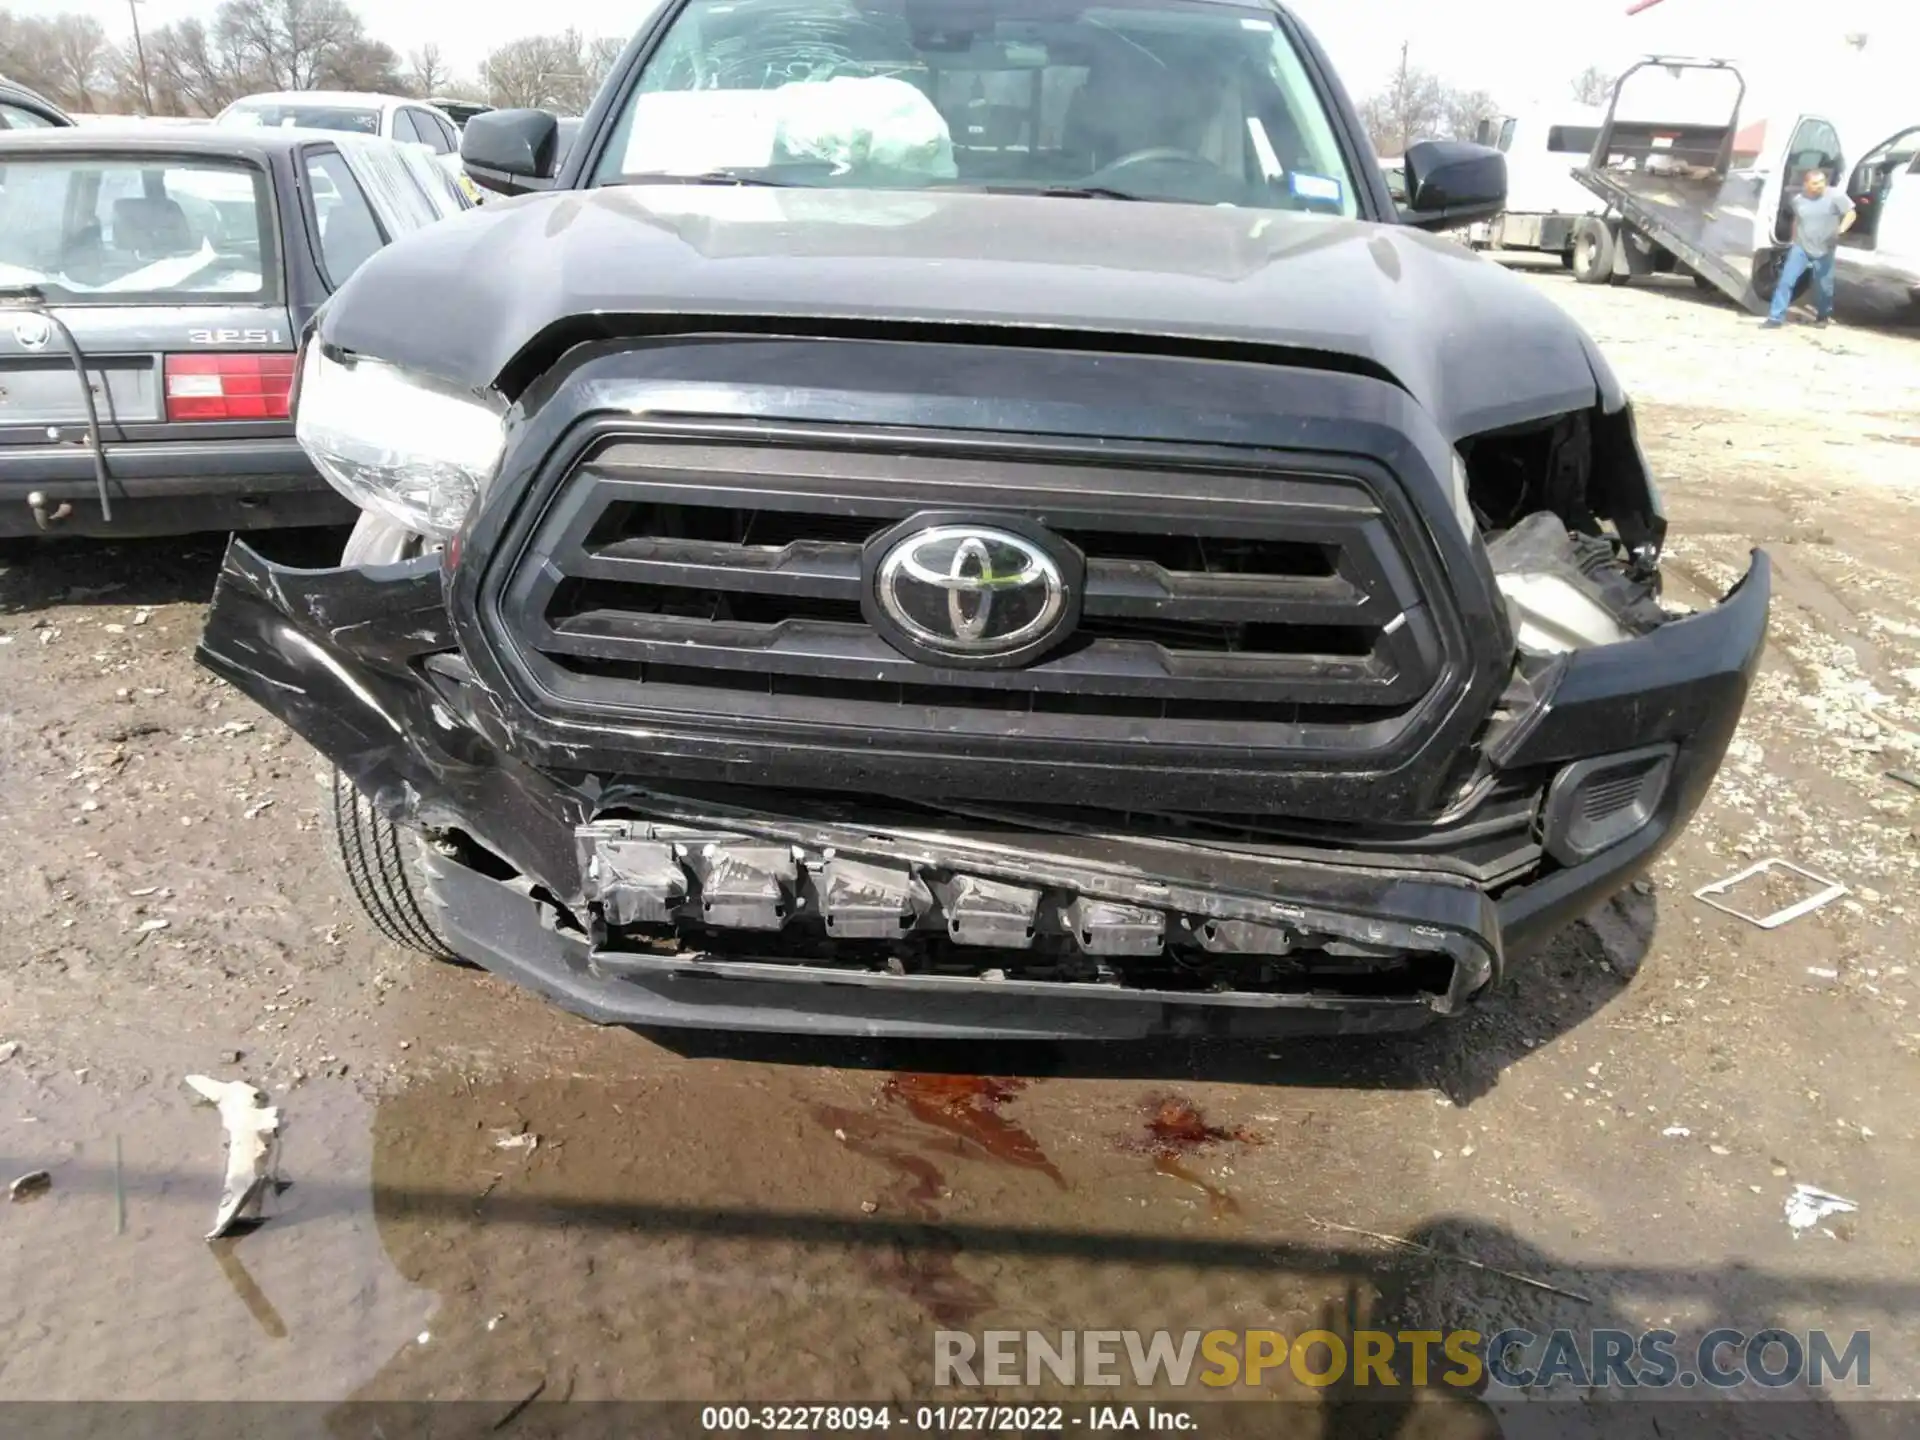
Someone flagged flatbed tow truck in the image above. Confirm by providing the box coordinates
[1568,56,1786,315]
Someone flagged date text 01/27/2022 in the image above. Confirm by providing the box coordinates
[699,1405,1193,1431]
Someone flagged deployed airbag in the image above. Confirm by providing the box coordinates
[624,77,956,180]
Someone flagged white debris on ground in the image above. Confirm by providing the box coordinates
[1784,1184,1859,1237]
[492,1128,539,1155]
[183,1075,282,1240]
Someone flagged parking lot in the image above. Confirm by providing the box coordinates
[2,260,1919,1431]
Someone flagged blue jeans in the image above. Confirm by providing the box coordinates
[1769,244,1836,322]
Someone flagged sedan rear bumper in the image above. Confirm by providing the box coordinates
[0,437,354,538]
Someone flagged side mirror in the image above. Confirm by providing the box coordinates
[1398,139,1507,232]
[461,109,562,195]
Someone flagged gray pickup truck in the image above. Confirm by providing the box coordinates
[197,0,1768,1042]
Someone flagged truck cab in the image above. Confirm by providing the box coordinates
[1469,106,1606,265]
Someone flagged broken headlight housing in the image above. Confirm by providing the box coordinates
[295,345,505,541]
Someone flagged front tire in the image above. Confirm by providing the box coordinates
[1571,217,1615,285]
[331,772,459,962]
[329,512,461,963]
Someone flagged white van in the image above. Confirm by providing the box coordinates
[1470,105,1607,265]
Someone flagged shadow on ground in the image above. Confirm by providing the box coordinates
[0,526,351,615]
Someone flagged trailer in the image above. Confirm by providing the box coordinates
[1570,57,1777,313]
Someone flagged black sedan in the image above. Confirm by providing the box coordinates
[0,125,470,539]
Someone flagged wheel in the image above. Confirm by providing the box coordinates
[1571,217,1615,285]
[1751,249,1812,306]
[329,512,462,963]
[331,771,461,962]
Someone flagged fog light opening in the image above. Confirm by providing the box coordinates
[1541,743,1676,865]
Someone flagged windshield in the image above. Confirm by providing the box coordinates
[591,0,1359,214]
[223,102,382,135]
[0,156,274,302]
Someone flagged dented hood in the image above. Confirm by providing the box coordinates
[319,184,1612,439]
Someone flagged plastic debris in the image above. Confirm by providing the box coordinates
[492,1129,539,1155]
[1694,858,1848,929]
[184,1075,282,1239]
[0,1040,18,1064]
[9,1170,51,1203]
[1661,1126,1691,1138]
[1784,1184,1857,1237]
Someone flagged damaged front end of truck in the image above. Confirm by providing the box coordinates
[197,318,1768,1041]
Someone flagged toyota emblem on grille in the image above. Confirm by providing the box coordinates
[864,515,1083,669]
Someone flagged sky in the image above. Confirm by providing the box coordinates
[12,0,1920,129]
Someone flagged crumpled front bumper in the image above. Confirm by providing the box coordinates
[196,538,1770,1041]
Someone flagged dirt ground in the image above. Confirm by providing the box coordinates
[3,262,1919,1435]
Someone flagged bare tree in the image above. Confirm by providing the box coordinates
[45,14,113,111]
[1359,43,1450,156]
[323,35,403,92]
[214,0,367,92]
[408,41,450,97]
[143,16,251,114]
[1445,87,1502,145]
[586,35,625,94]
[485,31,596,111]
[433,74,491,104]
[0,13,63,101]
[1571,64,1616,107]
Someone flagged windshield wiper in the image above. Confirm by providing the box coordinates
[614,171,793,188]
[1024,184,1151,201]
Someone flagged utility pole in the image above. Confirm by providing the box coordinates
[1396,40,1410,154]
[127,0,154,115]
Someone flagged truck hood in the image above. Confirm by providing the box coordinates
[320,184,1613,440]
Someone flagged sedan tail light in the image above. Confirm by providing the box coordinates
[164,353,298,422]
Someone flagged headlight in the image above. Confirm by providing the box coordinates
[295,345,505,541]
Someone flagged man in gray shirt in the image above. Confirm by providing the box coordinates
[1764,169,1856,327]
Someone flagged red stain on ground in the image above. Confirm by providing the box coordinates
[881,1074,1066,1188]
[1142,1094,1259,1151]
[815,1074,1061,1326]
[1122,1094,1262,1219]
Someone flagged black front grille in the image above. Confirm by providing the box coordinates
[493,432,1452,751]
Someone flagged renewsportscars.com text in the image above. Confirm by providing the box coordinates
[935,1327,1871,1391]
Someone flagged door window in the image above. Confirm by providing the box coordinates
[1845,125,1920,245]
[1774,117,1842,241]
[304,147,387,289]
[1,101,59,129]
[401,108,453,154]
